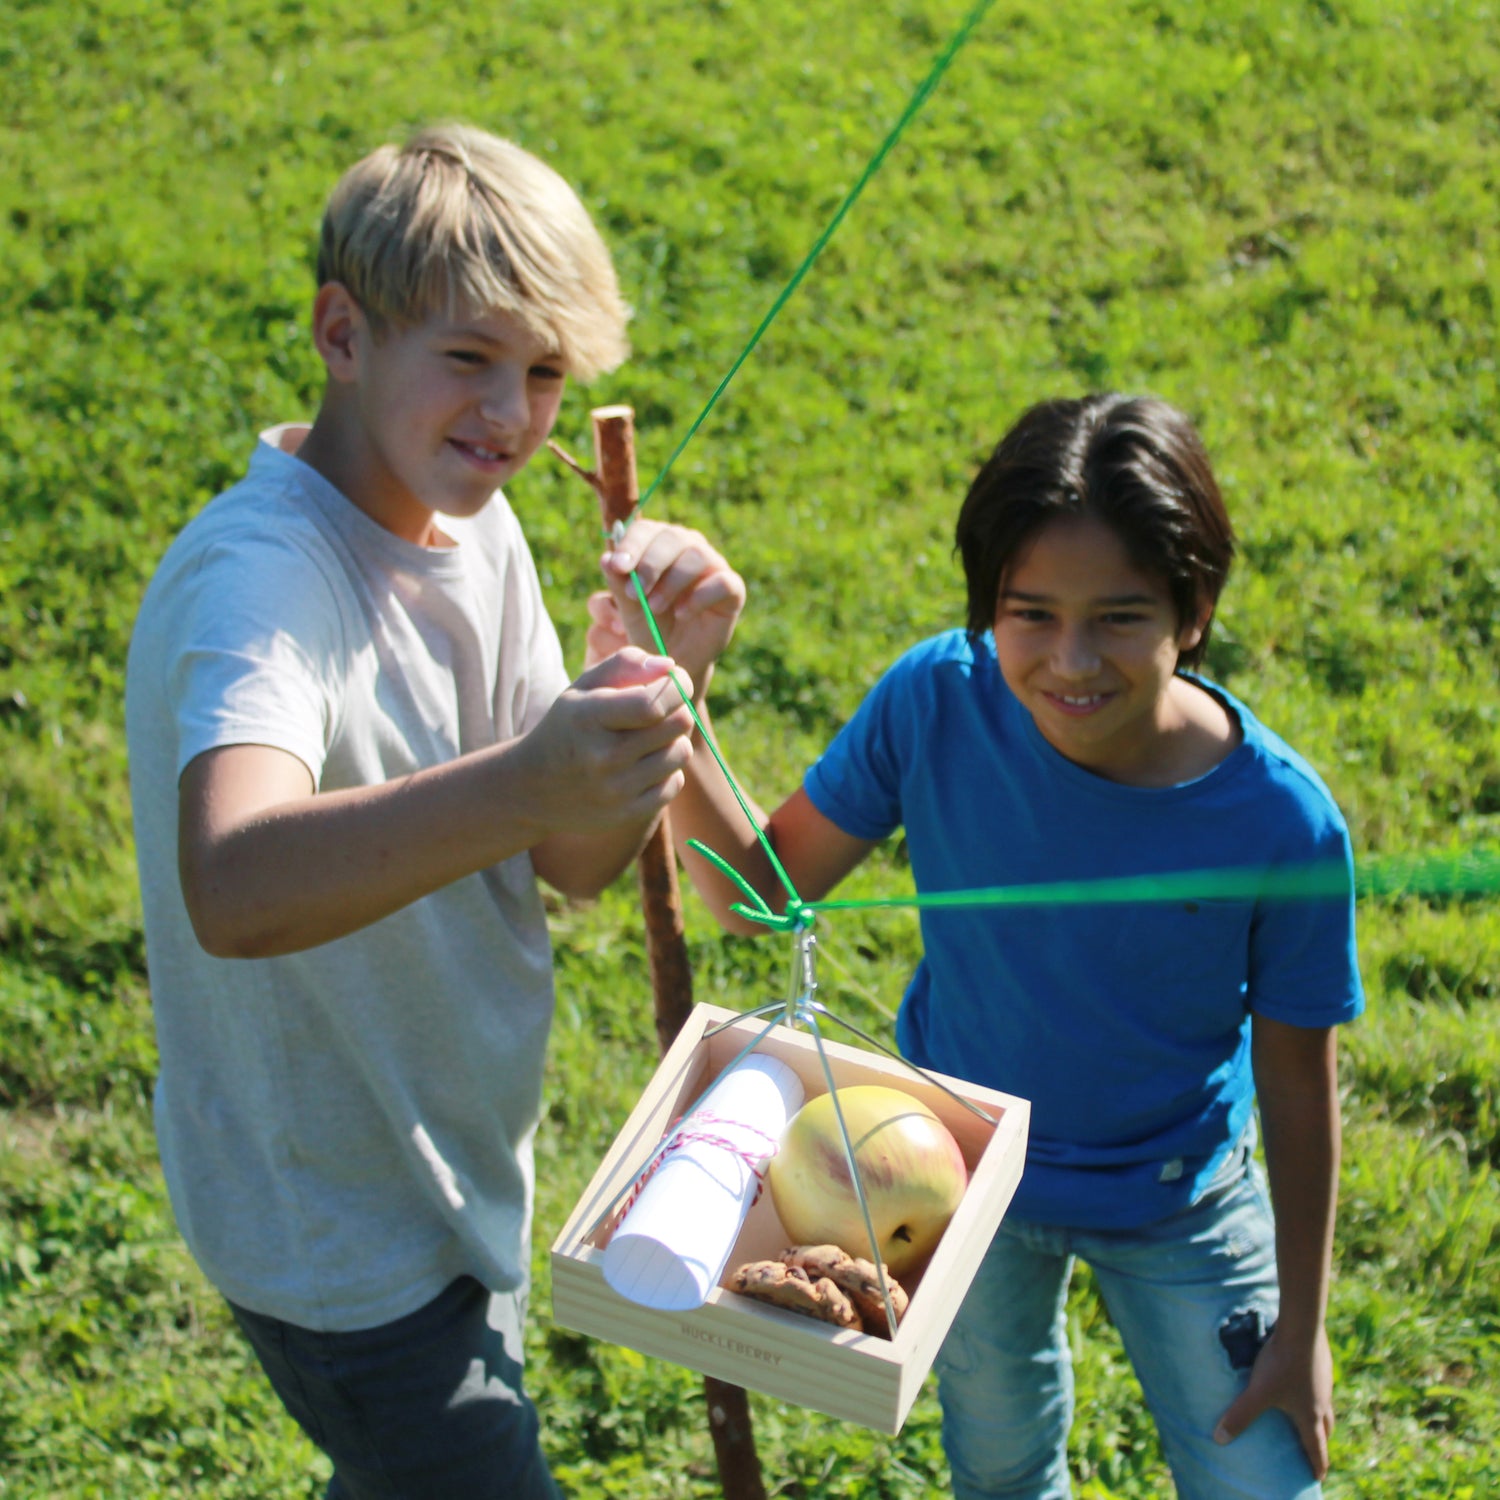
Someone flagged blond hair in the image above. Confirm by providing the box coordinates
[317,123,630,382]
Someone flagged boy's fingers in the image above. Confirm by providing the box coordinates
[578,677,696,733]
[672,570,748,623]
[624,766,687,818]
[595,565,644,619]
[601,515,668,576]
[578,645,678,690]
[655,553,742,616]
[1300,1416,1330,1480]
[647,675,695,722]
[594,569,661,652]
[585,589,620,624]
[630,733,695,786]
[632,534,712,596]
[1298,1405,1333,1480]
[605,521,738,605]
[1212,1387,1259,1447]
[584,594,630,651]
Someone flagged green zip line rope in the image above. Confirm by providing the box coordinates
[686,840,1500,934]
[626,575,802,913]
[601,0,1499,939]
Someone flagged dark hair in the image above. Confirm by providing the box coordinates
[955,393,1236,670]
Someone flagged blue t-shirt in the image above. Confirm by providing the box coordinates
[805,630,1364,1230]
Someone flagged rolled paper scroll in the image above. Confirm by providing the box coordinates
[602,1053,805,1310]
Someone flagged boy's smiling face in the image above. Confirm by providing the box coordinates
[992,514,1210,785]
[311,288,567,544]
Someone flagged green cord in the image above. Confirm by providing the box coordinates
[691,846,1500,933]
[626,571,803,911]
[810,852,1500,918]
[631,0,997,519]
[805,850,1500,918]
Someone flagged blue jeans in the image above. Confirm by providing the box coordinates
[935,1140,1320,1500]
[229,1276,563,1500]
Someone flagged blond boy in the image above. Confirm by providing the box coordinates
[126,124,743,1499]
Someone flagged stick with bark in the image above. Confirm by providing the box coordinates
[586,404,768,1500]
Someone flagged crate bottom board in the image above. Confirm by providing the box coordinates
[551,1249,917,1430]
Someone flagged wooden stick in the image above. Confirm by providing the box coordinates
[590,407,768,1500]
[591,407,692,1050]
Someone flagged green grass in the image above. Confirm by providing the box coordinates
[3,0,1497,1493]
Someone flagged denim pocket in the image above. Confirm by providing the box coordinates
[1201,1115,1259,1199]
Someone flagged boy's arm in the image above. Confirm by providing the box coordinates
[180,649,694,957]
[669,732,877,935]
[1214,1015,1340,1480]
[584,523,876,930]
[526,517,752,895]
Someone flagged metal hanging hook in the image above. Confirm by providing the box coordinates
[777,914,817,1029]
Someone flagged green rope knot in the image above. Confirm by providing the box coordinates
[686,838,810,933]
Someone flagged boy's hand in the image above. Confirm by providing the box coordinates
[587,519,745,691]
[521,647,696,831]
[1213,1321,1334,1480]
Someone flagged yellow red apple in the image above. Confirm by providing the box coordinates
[768,1083,968,1277]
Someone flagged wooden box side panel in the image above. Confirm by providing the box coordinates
[551,1246,906,1430]
[888,1095,1029,1381]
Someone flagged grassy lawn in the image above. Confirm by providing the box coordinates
[2,0,1496,1494]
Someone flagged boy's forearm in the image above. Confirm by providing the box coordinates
[182,739,579,957]
[182,652,695,957]
[667,704,780,935]
[528,814,668,900]
[1253,1019,1341,1342]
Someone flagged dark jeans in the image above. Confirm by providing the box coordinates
[229,1276,563,1499]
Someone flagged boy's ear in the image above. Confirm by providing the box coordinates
[310,282,366,384]
[1178,597,1214,654]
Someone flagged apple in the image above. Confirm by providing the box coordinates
[768,1083,968,1277]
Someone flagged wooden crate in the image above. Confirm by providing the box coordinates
[549,1002,1030,1434]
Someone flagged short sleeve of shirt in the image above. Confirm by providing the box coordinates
[1245,775,1364,1028]
[162,530,346,785]
[804,647,921,840]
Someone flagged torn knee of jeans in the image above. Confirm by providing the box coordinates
[1218,1307,1274,1371]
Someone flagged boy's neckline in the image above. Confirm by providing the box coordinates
[990,643,1247,794]
[261,423,461,550]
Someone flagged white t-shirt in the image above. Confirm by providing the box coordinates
[126,425,572,1331]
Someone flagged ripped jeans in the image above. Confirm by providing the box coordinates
[935,1135,1320,1500]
